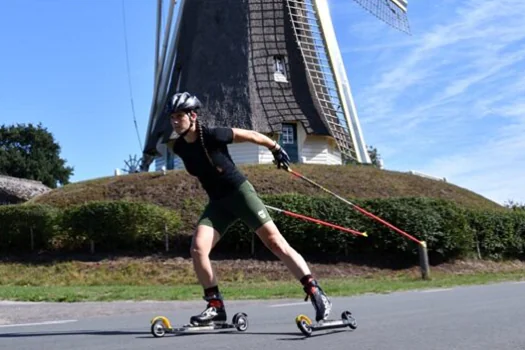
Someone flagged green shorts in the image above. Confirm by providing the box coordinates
[198,180,272,235]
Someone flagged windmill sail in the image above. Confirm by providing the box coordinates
[351,0,410,34]
[286,0,370,163]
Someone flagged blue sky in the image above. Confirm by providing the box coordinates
[1,0,524,205]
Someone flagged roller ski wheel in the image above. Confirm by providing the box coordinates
[294,310,357,337]
[295,314,313,337]
[150,312,249,338]
[232,312,249,331]
[341,310,357,329]
[151,316,169,338]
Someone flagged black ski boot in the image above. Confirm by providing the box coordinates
[189,293,227,326]
[303,279,332,322]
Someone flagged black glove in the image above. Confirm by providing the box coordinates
[272,145,291,170]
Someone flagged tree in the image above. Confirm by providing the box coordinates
[367,145,383,168]
[504,200,525,211]
[0,123,74,188]
[343,145,383,168]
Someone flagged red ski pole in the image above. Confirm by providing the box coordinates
[265,205,367,237]
[285,167,422,245]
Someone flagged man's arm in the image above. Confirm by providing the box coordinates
[231,127,291,170]
[231,128,280,151]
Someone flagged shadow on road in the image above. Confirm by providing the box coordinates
[135,329,350,340]
[1,328,351,341]
[0,330,149,338]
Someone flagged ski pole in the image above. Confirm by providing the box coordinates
[285,167,422,245]
[265,205,368,238]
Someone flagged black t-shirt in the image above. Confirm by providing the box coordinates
[172,125,247,200]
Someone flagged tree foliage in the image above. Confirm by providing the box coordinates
[367,145,382,168]
[343,145,383,167]
[0,123,74,188]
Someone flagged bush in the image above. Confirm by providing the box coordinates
[0,204,60,252]
[467,209,525,260]
[3,195,524,263]
[216,195,523,262]
[60,200,182,252]
[355,197,474,260]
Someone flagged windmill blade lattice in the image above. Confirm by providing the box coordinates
[351,0,411,34]
[286,0,363,162]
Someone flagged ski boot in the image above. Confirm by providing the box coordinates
[303,279,332,322]
[189,293,227,326]
[294,280,357,337]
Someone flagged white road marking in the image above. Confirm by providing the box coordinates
[420,288,453,293]
[0,320,77,328]
[269,302,305,308]
[0,301,45,305]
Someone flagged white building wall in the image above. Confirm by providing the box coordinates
[227,142,259,164]
[154,156,166,171]
[258,145,275,164]
[300,136,342,165]
[326,138,343,165]
[153,123,343,170]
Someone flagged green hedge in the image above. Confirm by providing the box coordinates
[0,204,60,252]
[217,195,477,261]
[467,209,525,260]
[1,196,524,262]
[59,200,182,252]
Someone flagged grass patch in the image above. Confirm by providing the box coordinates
[1,257,524,302]
[0,271,523,302]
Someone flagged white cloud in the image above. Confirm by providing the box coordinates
[338,0,525,204]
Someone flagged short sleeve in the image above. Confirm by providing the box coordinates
[209,127,234,145]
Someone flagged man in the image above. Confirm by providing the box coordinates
[168,92,332,326]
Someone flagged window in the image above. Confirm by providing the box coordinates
[273,55,288,83]
[282,124,294,144]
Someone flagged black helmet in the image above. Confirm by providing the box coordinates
[168,92,202,114]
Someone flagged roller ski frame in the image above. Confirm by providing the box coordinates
[295,310,357,337]
[150,312,249,338]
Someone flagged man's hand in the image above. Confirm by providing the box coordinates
[271,144,291,170]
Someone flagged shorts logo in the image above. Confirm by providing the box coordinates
[258,210,266,219]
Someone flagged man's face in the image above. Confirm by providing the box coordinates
[170,111,192,134]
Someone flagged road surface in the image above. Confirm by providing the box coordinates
[1,281,525,350]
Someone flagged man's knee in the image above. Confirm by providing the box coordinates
[190,244,207,259]
[190,225,220,258]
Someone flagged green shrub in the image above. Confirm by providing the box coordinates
[4,194,524,263]
[60,200,182,252]
[215,195,521,262]
[467,209,525,260]
[355,197,474,260]
[0,204,60,252]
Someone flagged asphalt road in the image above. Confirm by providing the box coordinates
[1,281,525,350]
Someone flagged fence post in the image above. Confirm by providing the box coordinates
[30,227,34,251]
[418,241,430,280]
[165,223,169,252]
[251,232,255,257]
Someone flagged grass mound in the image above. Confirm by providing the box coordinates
[28,164,502,212]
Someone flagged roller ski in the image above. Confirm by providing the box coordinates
[150,293,248,338]
[150,312,248,337]
[295,279,357,337]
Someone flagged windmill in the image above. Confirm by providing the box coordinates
[140,0,409,172]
